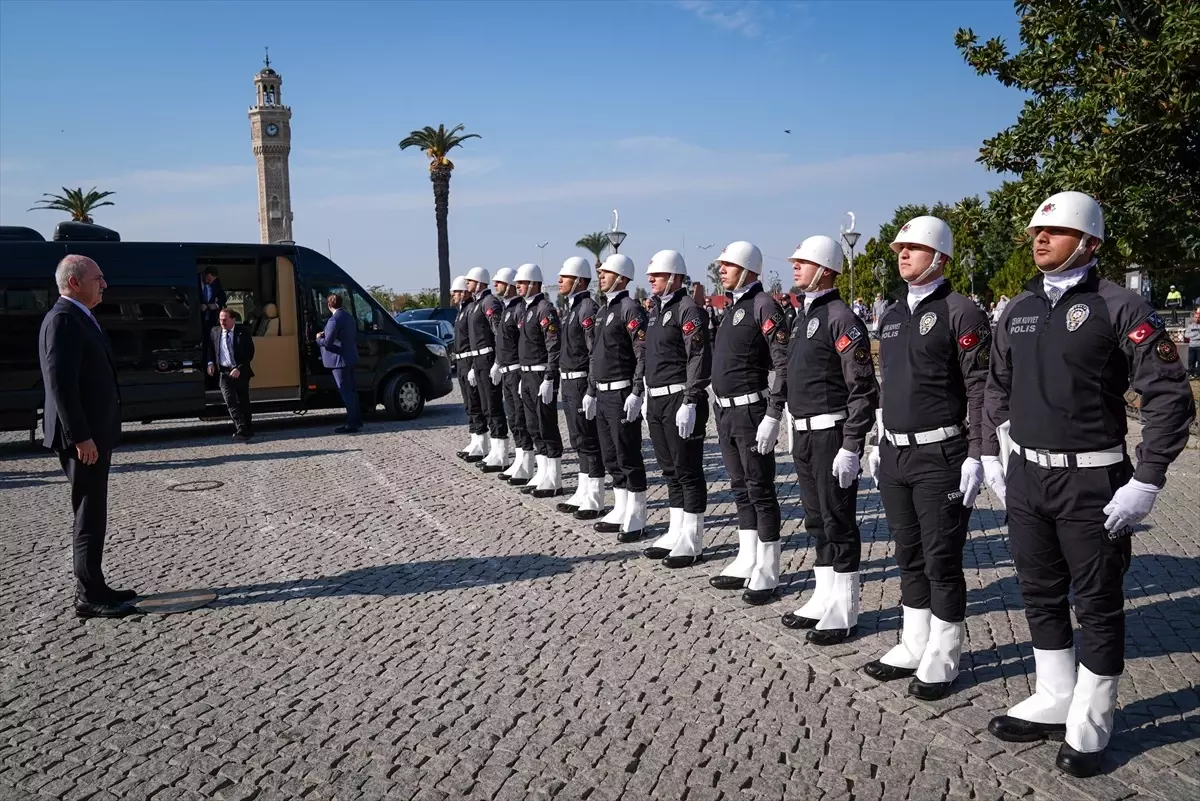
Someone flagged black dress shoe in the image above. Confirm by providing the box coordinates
[574,509,600,521]
[456,451,470,460]
[556,501,580,513]
[743,587,778,605]
[662,553,701,568]
[863,660,916,682]
[464,454,485,463]
[709,575,748,591]
[988,715,1066,743]
[807,626,857,646]
[75,601,139,619]
[532,487,565,499]
[497,473,517,482]
[334,425,361,434]
[1056,743,1104,778]
[642,547,670,560]
[616,529,644,543]
[594,521,620,533]
[781,612,819,630]
[520,484,537,495]
[100,587,138,603]
[908,678,953,701]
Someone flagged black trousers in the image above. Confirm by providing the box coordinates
[473,354,508,439]
[458,361,486,435]
[561,376,603,477]
[646,392,708,513]
[219,369,253,436]
[332,367,362,429]
[596,386,646,491]
[502,368,531,450]
[521,371,563,457]
[58,449,112,603]
[877,437,971,622]
[792,426,861,572]
[715,401,780,542]
[1007,457,1133,676]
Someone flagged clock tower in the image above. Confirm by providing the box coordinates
[249,51,293,244]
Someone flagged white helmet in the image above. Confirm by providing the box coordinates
[559,256,591,280]
[789,235,843,274]
[1026,191,1105,241]
[717,241,763,275]
[598,254,636,281]
[646,249,688,277]
[494,267,516,286]
[891,216,954,258]
[450,275,469,292]
[515,263,543,283]
[466,266,490,285]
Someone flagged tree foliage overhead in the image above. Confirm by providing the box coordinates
[29,187,115,223]
[956,0,1200,272]
[575,232,611,269]
[398,123,481,172]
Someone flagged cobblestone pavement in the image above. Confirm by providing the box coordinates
[1,396,1197,801]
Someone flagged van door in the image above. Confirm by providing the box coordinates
[302,282,381,395]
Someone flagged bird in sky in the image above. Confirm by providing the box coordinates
[784,129,791,134]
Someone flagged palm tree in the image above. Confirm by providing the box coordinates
[29,187,115,223]
[399,124,481,308]
[576,232,611,270]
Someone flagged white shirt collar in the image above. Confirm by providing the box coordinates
[62,295,97,322]
[607,289,628,306]
[803,287,835,312]
[524,292,542,307]
[732,281,761,303]
[570,289,591,305]
[906,277,945,312]
[1042,259,1095,299]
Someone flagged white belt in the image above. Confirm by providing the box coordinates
[648,383,686,398]
[885,425,963,447]
[562,370,588,380]
[500,364,521,374]
[1011,440,1125,469]
[597,379,633,392]
[715,391,767,408]
[520,364,548,372]
[792,411,847,431]
[464,347,494,357]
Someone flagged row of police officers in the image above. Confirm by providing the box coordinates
[445,191,1194,779]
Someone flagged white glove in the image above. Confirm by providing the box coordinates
[831,448,860,489]
[866,446,881,484]
[538,378,554,405]
[489,362,502,385]
[582,393,597,420]
[676,403,696,439]
[982,455,1006,508]
[959,457,983,507]
[754,415,780,455]
[467,368,477,387]
[1103,479,1160,533]
[623,392,643,423]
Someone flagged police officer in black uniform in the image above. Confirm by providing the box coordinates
[494,268,535,483]
[862,216,989,701]
[981,192,1195,778]
[778,235,879,645]
[707,241,790,605]
[586,254,650,542]
[554,257,605,519]
[514,263,565,497]
[640,250,712,568]
[452,276,488,462]
[465,266,510,472]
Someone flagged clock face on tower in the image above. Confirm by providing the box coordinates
[265,123,279,137]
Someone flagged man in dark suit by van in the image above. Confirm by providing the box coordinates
[317,293,362,433]
[207,308,256,440]
[39,254,139,618]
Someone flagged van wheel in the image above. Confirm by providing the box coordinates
[384,372,425,420]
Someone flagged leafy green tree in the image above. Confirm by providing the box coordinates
[29,187,115,223]
[990,246,1039,299]
[575,232,611,270]
[413,288,440,308]
[367,284,397,310]
[956,0,1200,274]
[707,261,722,294]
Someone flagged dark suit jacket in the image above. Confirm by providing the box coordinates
[319,308,359,368]
[202,278,227,312]
[209,324,256,378]
[39,297,122,453]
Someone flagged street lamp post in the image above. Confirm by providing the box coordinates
[840,212,860,304]
[606,209,627,254]
[536,241,548,264]
[964,249,977,298]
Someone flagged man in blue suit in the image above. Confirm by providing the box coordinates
[317,293,362,433]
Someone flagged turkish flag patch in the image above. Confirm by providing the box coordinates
[958,331,979,350]
[682,318,698,336]
[1127,314,1162,345]
[627,318,641,332]
[485,307,495,318]
[835,334,854,353]
[761,318,776,335]
[581,316,594,329]
[540,317,551,328]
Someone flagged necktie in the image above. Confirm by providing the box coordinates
[225,332,233,367]
[1048,287,1062,308]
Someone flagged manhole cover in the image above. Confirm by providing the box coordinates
[167,480,225,492]
[135,589,217,614]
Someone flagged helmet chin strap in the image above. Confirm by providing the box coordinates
[1042,235,1093,274]
[908,253,946,286]
[805,267,827,294]
[734,267,755,292]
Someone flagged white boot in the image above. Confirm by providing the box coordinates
[620,491,647,538]
[502,447,524,478]
[790,565,834,622]
[524,454,547,489]
[646,508,684,555]
[915,615,964,684]
[561,469,587,509]
[482,437,511,470]
[576,476,603,516]
[1065,666,1120,753]
[880,606,932,670]
[466,433,487,458]
[816,571,860,631]
[596,487,627,531]
[667,512,704,560]
[510,449,535,482]
[463,432,480,456]
[478,432,491,457]
[712,530,758,585]
[1008,648,1076,724]
[534,457,563,496]
[744,540,782,602]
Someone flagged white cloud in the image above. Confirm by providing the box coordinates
[0,158,39,173]
[298,147,396,161]
[677,0,770,38]
[80,165,253,193]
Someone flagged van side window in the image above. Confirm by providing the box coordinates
[349,289,378,332]
[2,288,49,313]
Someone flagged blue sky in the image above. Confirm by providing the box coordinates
[0,0,1024,293]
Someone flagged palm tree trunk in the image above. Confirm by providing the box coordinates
[431,167,452,308]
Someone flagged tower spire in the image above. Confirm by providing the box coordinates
[264,46,270,69]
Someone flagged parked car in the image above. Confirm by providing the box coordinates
[394,306,458,325]
[399,319,454,350]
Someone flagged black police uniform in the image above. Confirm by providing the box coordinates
[984,267,1194,680]
[710,283,789,544]
[588,289,648,494]
[784,290,878,581]
[873,281,988,680]
[518,292,564,459]
[644,288,711,519]
[454,297,486,449]
[558,291,604,495]
[497,296,531,473]
[467,288,507,441]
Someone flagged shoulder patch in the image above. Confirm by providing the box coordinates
[775,327,790,344]
[682,318,700,336]
[485,306,495,318]
[834,326,864,353]
[761,318,777,336]
[540,317,551,328]
[853,347,871,365]
[958,321,990,350]
[627,317,641,333]
[1128,313,1164,345]
[1155,339,1179,363]
[581,315,594,329]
